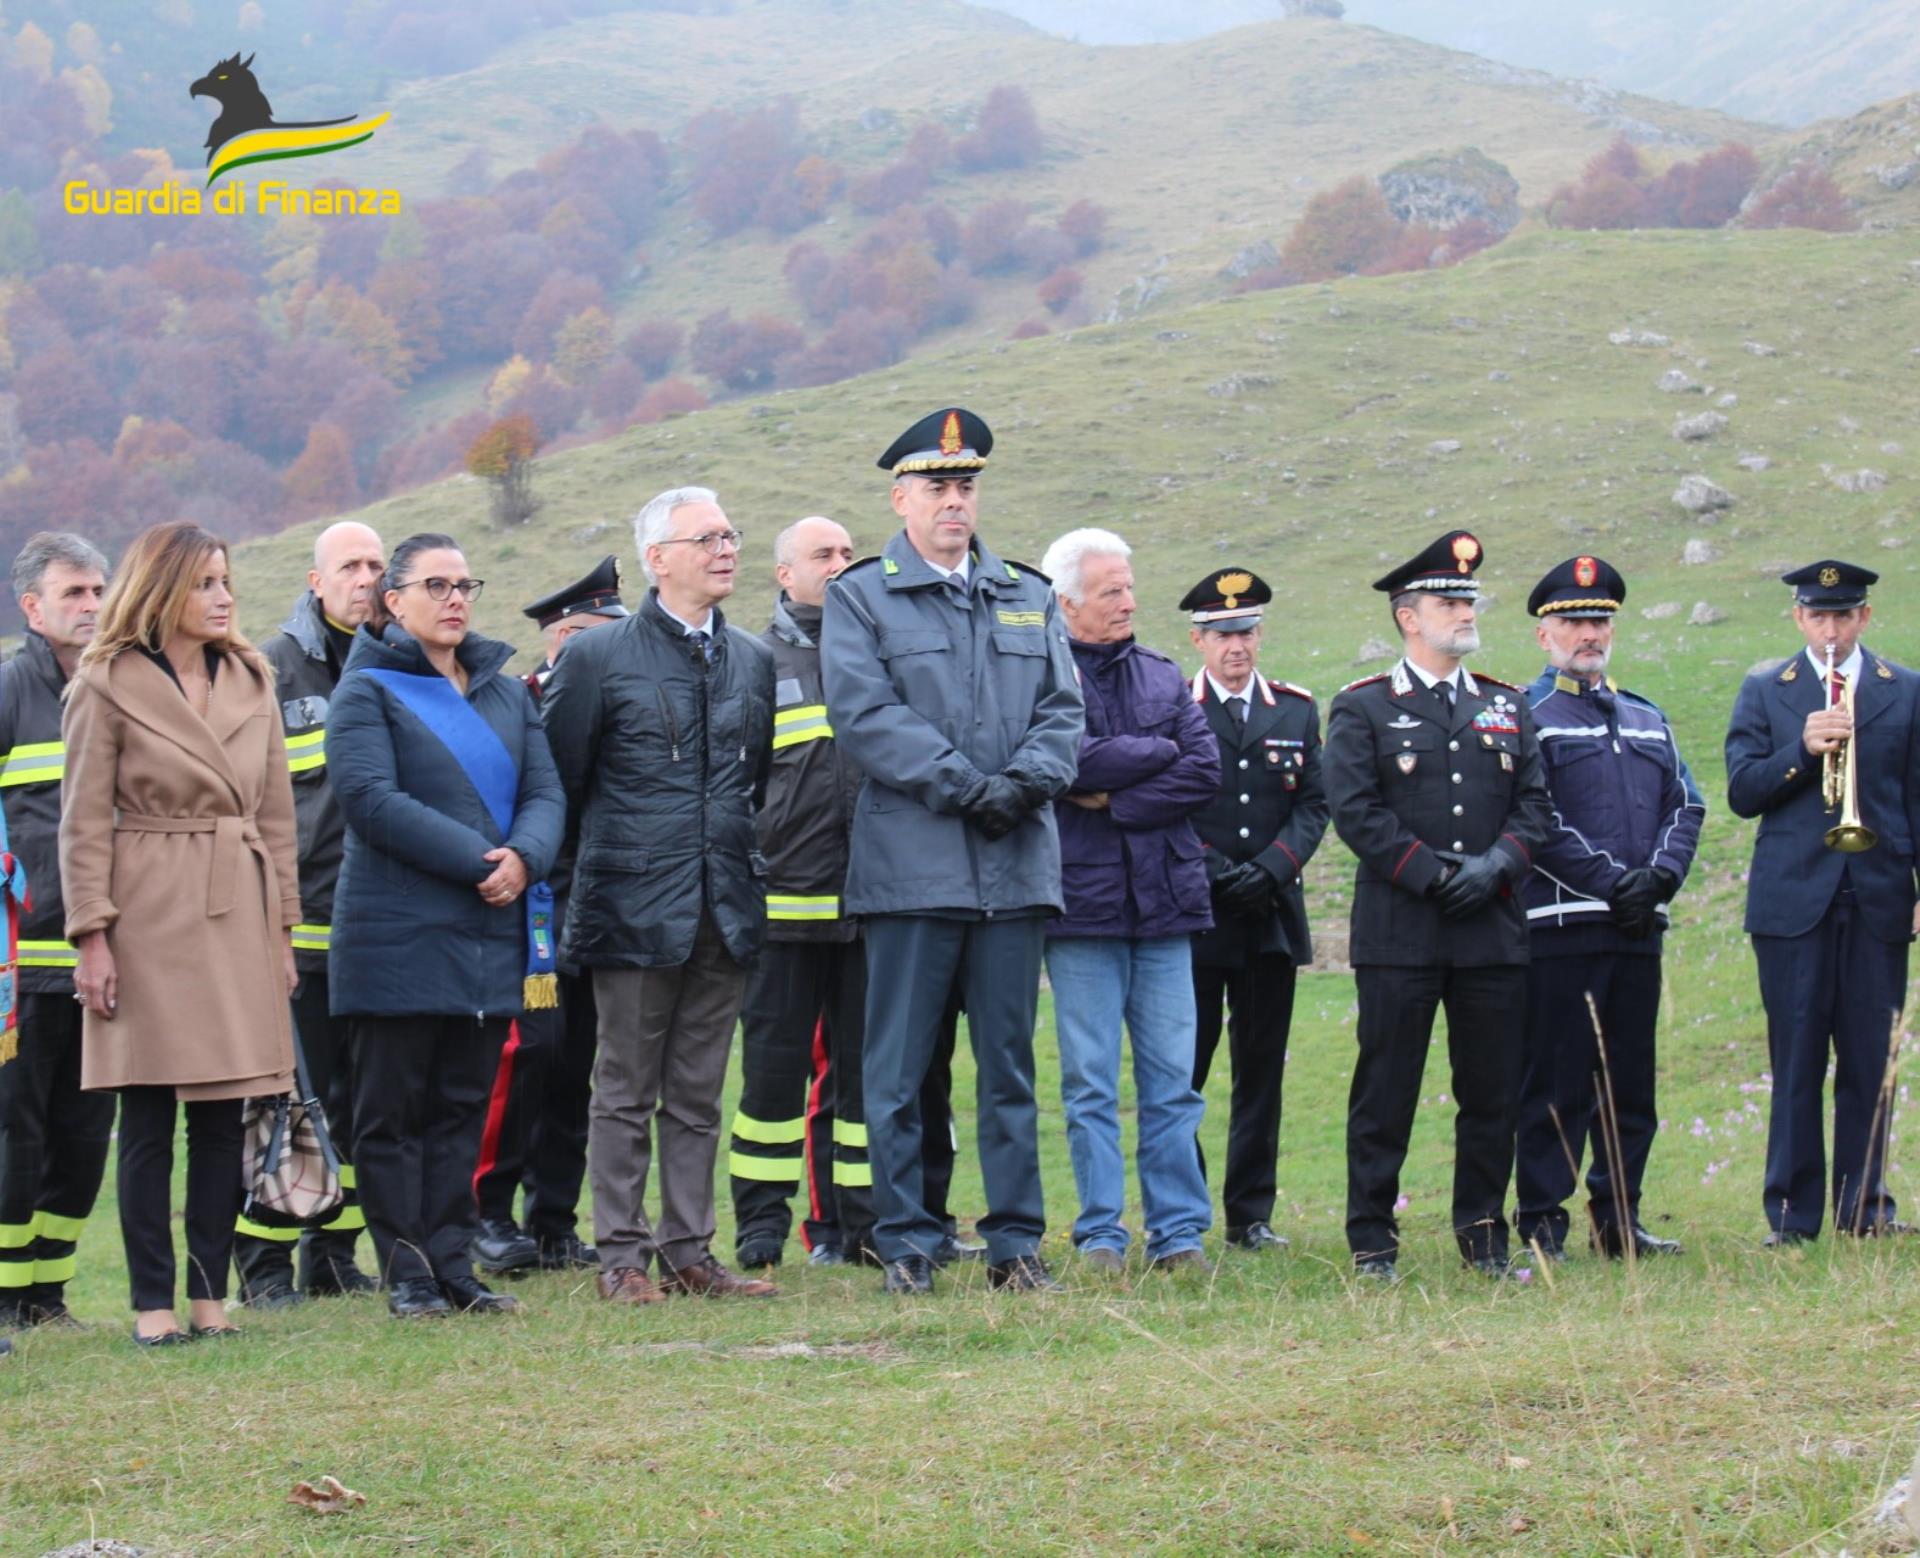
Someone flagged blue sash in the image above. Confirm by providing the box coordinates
[360,666,557,1007]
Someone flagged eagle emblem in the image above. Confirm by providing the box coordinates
[1451,534,1480,575]
[939,411,964,457]
[1574,556,1597,588]
[1216,571,1253,609]
[1819,565,1841,588]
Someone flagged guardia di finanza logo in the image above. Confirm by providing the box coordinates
[190,51,390,188]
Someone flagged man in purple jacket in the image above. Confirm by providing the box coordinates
[1038,528,1222,1272]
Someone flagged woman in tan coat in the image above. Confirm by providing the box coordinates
[60,521,300,1346]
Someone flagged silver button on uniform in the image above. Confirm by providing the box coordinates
[1238,827,1250,839]
[1452,803,1464,816]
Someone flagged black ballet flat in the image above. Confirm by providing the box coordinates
[131,1326,192,1348]
[189,1323,244,1339]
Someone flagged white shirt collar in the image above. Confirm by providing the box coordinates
[657,599,714,637]
[1206,669,1258,705]
[1805,643,1864,683]
[923,552,971,586]
[1401,657,1459,693]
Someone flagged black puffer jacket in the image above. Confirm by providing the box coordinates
[540,591,774,968]
[0,632,75,992]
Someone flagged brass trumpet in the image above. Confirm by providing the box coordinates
[1823,643,1877,853]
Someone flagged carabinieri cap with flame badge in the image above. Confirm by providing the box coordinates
[1371,529,1484,599]
[878,407,993,479]
[1179,567,1272,633]
[1528,554,1625,619]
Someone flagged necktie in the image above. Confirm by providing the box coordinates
[1830,669,1847,707]
[1232,697,1248,726]
[1435,679,1455,712]
[692,630,714,664]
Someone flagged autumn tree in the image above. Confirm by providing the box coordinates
[956,86,1041,171]
[552,306,614,387]
[1280,177,1400,280]
[465,413,543,526]
[1742,161,1859,231]
[1058,198,1109,257]
[281,421,360,520]
[689,310,805,391]
[1036,266,1083,314]
[631,377,709,426]
[621,317,684,379]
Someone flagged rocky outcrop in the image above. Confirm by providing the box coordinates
[1378,148,1521,233]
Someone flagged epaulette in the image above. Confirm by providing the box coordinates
[1003,558,1052,585]
[1475,672,1524,692]
[1765,657,1795,684]
[1269,678,1313,701]
[832,556,884,581]
[1340,672,1388,693]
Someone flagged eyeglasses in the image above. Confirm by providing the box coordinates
[392,576,485,602]
[654,529,744,557]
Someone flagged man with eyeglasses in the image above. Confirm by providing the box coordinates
[542,487,781,1305]
[822,408,1085,1296]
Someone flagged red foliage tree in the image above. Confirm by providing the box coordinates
[1647,142,1759,227]
[14,346,120,446]
[683,101,806,237]
[590,357,647,427]
[1058,198,1109,257]
[956,86,1041,172]
[1280,177,1401,280]
[962,199,1034,274]
[513,271,606,362]
[622,317,685,379]
[689,310,805,391]
[1742,162,1859,231]
[1036,266,1083,314]
[781,308,910,389]
[1010,318,1050,340]
[631,377,710,425]
[281,422,360,520]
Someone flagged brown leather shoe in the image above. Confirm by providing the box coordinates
[661,1253,779,1299]
[597,1266,667,1305]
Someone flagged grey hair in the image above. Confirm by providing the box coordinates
[1389,590,1418,635]
[12,531,108,602]
[633,485,720,584]
[1040,527,1131,605]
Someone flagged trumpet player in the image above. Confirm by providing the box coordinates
[1726,560,1920,1245]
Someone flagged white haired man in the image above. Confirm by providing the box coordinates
[1039,527,1220,1274]
[541,488,779,1303]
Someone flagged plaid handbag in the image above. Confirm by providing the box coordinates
[240,1016,344,1229]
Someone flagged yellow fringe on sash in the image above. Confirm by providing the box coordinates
[0,1024,16,1066]
[523,973,559,1010]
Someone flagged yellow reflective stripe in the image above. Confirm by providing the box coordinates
[0,1263,31,1287]
[832,1161,873,1187]
[772,724,833,751]
[286,728,327,774]
[32,1255,75,1283]
[832,1119,868,1149]
[320,1205,366,1233]
[731,1112,806,1145]
[767,895,840,921]
[0,741,64,786]
[291,924,331,952]
[772,704,833,750]
[0,1222,31,1249]
[337,1163,356,1191]
[19,940,78,968]
[33,1210,86,1241]
[729,1151,800,1182]
[773,704,828,726]
[234,1217,300,1243]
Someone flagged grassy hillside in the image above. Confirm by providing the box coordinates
[373,1,1768,340]
[1785,91,1920,230]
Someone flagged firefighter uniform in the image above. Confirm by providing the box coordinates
[473,559,628,1272]
[1323,531,1552,1273]
[0,629,115,1324]
[727,593,871,1266]
[232,591,371,1300]
[1180,568,1329,1248]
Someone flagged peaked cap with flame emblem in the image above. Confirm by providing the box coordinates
[1180,566,1272,632]
[1371,529,1485,599]
[878,407,993,478]
[1528,554,1626,618]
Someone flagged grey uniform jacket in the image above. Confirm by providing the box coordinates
[821,529,1085,918]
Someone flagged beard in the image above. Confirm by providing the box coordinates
[1423,621,1480,659]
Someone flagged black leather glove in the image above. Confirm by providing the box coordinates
[1432,852,1505,919]
[1213,861,1273,915]
[1609,867,1664,939]
[1004,770,1053,811]
[965,774,1029,840]
[1650,866,1680,902]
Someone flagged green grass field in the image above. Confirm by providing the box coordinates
[7,221,1920,1554]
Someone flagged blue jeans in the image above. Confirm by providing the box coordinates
[1045,935,1212,1260]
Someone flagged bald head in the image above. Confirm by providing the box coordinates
[310,521,386,629]
[775,516,855,608]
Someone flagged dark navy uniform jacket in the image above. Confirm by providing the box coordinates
[1725,646,1920,943]
[1522,668,1705,954]
[1325,659,1552,967]
[1188,669,1327,968]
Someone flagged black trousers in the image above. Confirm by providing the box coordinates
[1192,953,1298,1236]
[0,994,114,1308]
[1754,889,1909,1236]
[1347,962,1525,1264]
[1515,951,1662,1248]
[116,1087,242,1311]
[863,915,1045,1264]
[729,939,871,1258]
[234,974,365,1294]
[350,1014,508,1287]
[473,970,596,1241]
